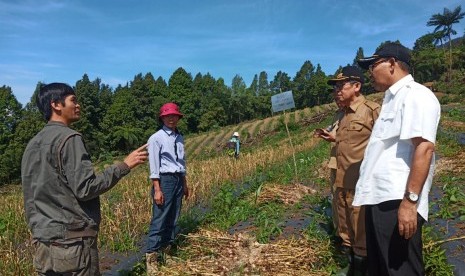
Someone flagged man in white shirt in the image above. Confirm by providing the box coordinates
[354,42,441,275]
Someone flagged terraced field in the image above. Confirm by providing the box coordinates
[185,101,338,161]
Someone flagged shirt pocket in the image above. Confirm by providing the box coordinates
[348,120,367,144]
[373,111,399,140]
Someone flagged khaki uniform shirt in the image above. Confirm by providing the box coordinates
[335,96,380,189]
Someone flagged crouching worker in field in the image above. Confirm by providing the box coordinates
[146,102,189,274]
[227,131,241,158]
[21,82,148,275]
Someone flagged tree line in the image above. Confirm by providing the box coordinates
[1,6,464,185]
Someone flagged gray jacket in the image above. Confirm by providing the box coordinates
[21,121,130,241]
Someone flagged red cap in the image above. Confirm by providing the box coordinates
[159,102,183,118]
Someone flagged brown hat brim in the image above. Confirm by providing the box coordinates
[327,76,350,85]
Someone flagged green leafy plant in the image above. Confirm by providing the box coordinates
[254,202,284,243]
[423,226,455,275]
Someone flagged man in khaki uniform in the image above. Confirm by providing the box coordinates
[315,89,344,235]
[328,66,380,275]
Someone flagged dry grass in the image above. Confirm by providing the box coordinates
[294,109,301,123]
[256,182,317,205]
[259,116,275,132]
[184,136,320,208]
[192,133,215,157]
[441,120,465,131]
[207,129,227,151]
[99,169,152,251]
[435,151,465,175]
[158,229,330,276]
[0,186,34,274]
[237,121,251,136]
[247,119,263,139]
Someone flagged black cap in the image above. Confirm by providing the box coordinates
[358,42,411,69]
[327,66,364,85]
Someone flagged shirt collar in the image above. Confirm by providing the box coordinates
[162,125,177,136]
[386,74,414,96]
[47,121,67,127]
[346,95,366,112]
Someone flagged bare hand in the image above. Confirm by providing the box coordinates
[183,183,189,199]
[315,129,335,142]
[154,189,164,205]
[124,144,148,169]
[398,199,418,239]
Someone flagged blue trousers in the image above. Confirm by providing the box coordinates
[146,174,184,253]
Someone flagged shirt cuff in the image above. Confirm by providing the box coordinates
[117,162,131,176]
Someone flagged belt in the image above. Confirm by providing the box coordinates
[64,228,98,239]
[160,172,183,176]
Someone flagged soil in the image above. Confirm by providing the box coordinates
[99,181,327,275]
[100,182,465,275]
[430,150,465,276]
[429,185,465,276]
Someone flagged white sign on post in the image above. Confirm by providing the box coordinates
[270,90,298,178]
[271,90,295,113]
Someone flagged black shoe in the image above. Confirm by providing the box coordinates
[335,248,353,276]
[335,263,353,276]
[352,255,367,276]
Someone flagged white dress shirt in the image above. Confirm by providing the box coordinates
[353,75,441,220]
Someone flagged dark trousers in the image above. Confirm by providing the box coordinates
[365,200,425,276]
[147,174,184,253]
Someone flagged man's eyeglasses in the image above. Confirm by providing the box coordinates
[368,59,390,72]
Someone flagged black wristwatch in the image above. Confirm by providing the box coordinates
[405,191,419,203]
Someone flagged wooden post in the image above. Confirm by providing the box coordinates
[283,110,298,179]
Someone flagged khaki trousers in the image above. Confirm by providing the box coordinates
[330,168,338,231]
[335,187,367,256]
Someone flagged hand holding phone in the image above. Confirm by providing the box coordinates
[314,128,324,136]
[314,128,335,141]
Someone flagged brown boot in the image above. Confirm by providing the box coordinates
[146,252,158,275]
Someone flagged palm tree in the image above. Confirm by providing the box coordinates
[427,5,465,82]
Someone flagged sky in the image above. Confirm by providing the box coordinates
[1,0,464,106]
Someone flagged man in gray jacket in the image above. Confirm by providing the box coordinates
[21,82,148,275]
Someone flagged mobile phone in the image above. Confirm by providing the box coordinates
[315,128,324,135]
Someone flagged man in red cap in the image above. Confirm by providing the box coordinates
[146,102,189,274]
